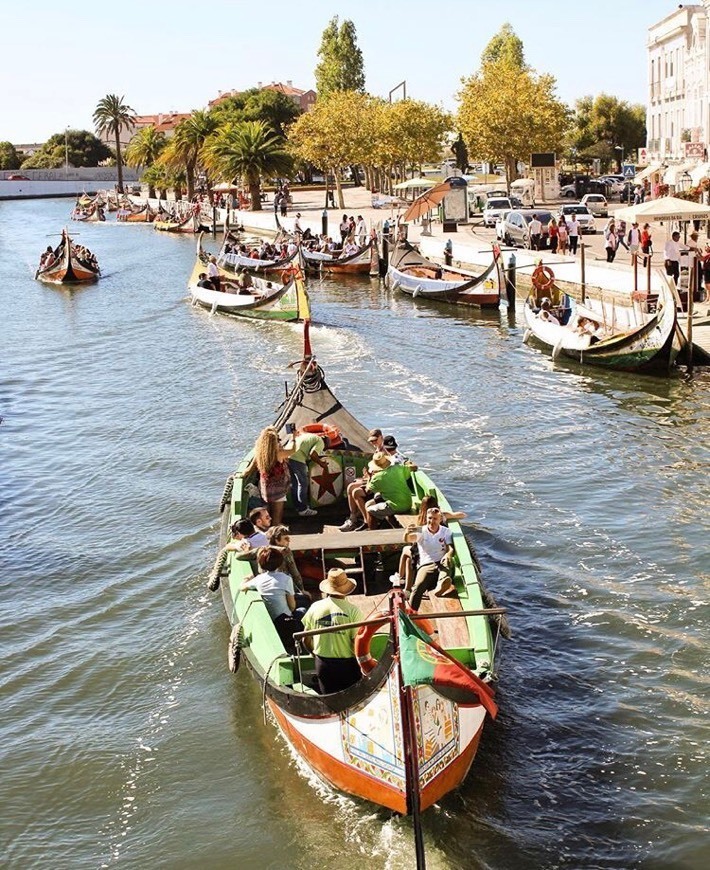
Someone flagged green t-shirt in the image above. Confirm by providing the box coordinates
[302,596,362,658]
[369,464,412,512]
[291,432,324,465]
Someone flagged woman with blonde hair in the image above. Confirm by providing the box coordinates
[248,426,295,525]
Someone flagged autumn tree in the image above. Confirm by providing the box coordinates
[315,17,365,95]
[457,58,569,188]
[481,22,526,68]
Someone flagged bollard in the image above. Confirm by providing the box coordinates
[322,209,328,238]
[506,252,516,307]
[380,236,389,278]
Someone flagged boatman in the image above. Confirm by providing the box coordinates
[301,568,362,694]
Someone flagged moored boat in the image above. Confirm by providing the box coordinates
[522,272,680,373]
[188,235,310,321]
[117,202,156,223]
[154,209,198,233]
[71,202,106,222]
[35,228,100,284]
[209,326,504,824]
[302,239,378,275]
[387,241,502,308]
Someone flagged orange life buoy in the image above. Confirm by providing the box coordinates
[281,269,292,285]
[354,613,388,674]
[300,422,343,449]
[404,602,435,638]
[532,263,555,292]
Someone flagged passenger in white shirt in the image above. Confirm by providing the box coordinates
[664,232,682,284]
[405,507,455,611]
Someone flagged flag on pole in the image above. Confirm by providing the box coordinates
[398,611,498,718]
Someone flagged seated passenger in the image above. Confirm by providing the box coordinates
[404,506,455,611]
[301,568,362,695]
[364,452,413,529]
[230,517,269,551]
[196,272,213,289]
[398,495,465,591]
[537,298,560,325]
[266,525,307,598]
[240,547,306,652]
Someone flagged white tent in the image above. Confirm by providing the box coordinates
[633,163,663,185]
[393,177,437,191]
[614,195,710,224]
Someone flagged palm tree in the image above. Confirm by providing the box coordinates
[160,110,216,200]
[93,94,136,193]
[202,121,292,210]
[125,126,166,198]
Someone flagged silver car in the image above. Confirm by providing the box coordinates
[482,197,512,227]
[499,209,553,248]
[580,194,608,217]
[558,204,596,233]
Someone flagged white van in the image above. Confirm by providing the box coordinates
[510,178,535,207]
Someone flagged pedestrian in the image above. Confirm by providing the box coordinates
[627,221,641,257]
[557,217,568,255]
[444,238,453,266]
[280,195,288,218]
[604,221,618,262]
[616,219,629,252]
[356,215,367,247]
[339,213,349,245]
[529,213,542,251]
[568,213,580,255]
[664,231,682,285]
[641,223,653,256]
[547,217,559,254]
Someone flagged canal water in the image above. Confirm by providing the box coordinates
[1,198,707,869]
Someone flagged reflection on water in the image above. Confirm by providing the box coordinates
[0,199,708,869]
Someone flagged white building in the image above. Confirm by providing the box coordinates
[646,2,710,185]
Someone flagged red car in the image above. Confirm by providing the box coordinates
[7,174,30,180]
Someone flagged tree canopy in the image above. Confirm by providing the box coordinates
[481,23,526,69]
[21,130,112,169]
[457,58,569,186]
[566,94,646,168]
[211,88,302,136]
[314,17,365,95]
[0,141,21,170]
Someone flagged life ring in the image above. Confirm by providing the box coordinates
[354,607,435,675]
[280,269,292,285]
[300,422,343,449]
[532,263,554,292]
[355,612,389,674]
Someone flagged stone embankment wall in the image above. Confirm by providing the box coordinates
[0,168,141,200]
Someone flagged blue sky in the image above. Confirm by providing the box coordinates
[2,0,677,142]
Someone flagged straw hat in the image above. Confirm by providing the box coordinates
[319,568,356,596]
[368,451,391,473]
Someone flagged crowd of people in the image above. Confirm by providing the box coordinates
[38,239,99,273]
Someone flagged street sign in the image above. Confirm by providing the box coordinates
[622,164,636,179]
[638,147,648,166]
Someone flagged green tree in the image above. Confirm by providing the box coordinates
[315,16,365,95]
[160,110,216,200]
[93,94,136,192]
[458,58,569,187]
[21,130,112,169]
[202,120,292,211]
[566,94,646,170]
[125,126,166,198]
[481,23,526,68]
[0,141,21,170]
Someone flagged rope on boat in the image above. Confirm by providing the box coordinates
[228,623,243,673]
[207,546,230,591]
[219,474,234,513]
[261,655,286,724]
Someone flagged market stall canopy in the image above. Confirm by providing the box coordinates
[662,161,696,186]
[393,177,437,191]
[211,182,240,192]
[402,181,453,222]
[615,195,710,224]
[689,162,710,185]
[632,163,663,185]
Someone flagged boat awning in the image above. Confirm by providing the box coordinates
[690,162,710,184]
[633,163,663,184]
[662,161,696,186]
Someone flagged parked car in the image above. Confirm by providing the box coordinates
[580,193,608,217]
[597,175,624,196]
[558,203,596,233]
[498,209,553,248]
[482,197,512,227]
[7,173,30,180]
[559,183,577,198]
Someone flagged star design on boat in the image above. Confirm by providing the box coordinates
[311,465,342,499]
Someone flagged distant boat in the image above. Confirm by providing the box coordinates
[35,228,100,284]
[387,241,502,308]
[522,276,680,373]
[302,239,378,274]
[154,211,198,233]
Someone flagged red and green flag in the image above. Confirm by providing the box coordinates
[398,611,498,719]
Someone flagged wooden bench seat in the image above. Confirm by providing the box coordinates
[289,528,405,554]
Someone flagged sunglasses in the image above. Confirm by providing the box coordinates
[427,508,441,515]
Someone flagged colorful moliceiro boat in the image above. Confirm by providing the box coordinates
[522,272,680,373]
[211,326,504,816]
[302,239,378,274]
[188,236,310,321]
[387,241,502,308]
[34,228,100,284]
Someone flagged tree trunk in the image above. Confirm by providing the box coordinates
[115,130,124,193]
[186,161,195,201]
[148,185,156,199]
[505,157,516,193]
[349,164,361,187]
[333,169,345,210]
[249,180,262,211]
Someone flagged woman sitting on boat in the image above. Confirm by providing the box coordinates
[301,568,361,695]
[266,525,306,596]
[240,546,306,653]
[39,246,56,270]
[245,426,295,525]
[537,298,560,325]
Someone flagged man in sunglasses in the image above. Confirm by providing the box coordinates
[404,507,454,611]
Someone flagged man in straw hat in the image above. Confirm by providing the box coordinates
[301,568,362,694]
